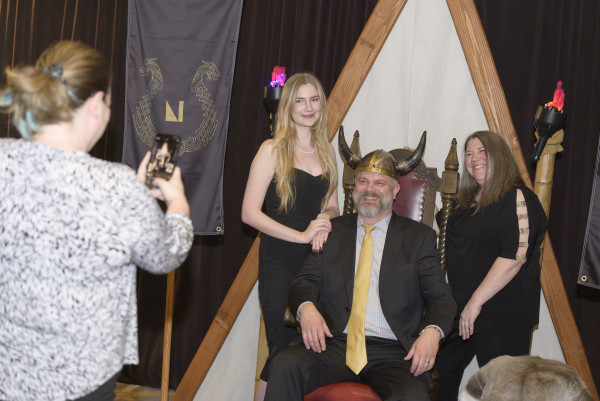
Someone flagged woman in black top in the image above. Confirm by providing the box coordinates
[241,73,339,401]
[436,130,547,400]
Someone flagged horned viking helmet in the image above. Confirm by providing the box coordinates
[338,126,426,179]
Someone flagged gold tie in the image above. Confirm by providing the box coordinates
[346,224,376,374]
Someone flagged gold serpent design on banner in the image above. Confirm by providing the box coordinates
[135,58,163,146]
[179,61,220,155]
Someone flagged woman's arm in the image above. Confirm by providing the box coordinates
[121,155,194,274]
[311,144,340,250]
[320,194,340,220]
[241,140,330,244]
[459,256,524,339]
[320,144,340,219]
[459,188,530,339]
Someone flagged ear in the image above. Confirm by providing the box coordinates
[393,182,401,199]
[80,91,105,120]
[90,91,106,116]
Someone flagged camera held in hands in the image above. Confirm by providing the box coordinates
[146,133,181,188]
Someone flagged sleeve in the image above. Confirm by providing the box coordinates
[288,250,323,318]
[417,228,457,336]
[521,187,548,261]
[113,167,194,274]
[497,188,521,260]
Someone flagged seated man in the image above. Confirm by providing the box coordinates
[264,148,457,401]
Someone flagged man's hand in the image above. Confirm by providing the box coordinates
[404,327,441,376]
[299,303,332,352]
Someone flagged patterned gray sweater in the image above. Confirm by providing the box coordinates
[0,139,194,401]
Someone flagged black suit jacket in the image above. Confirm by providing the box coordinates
[289,212,457,353]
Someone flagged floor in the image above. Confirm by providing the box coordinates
[115,382,174,401]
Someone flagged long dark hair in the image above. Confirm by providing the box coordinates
[457,130,524,211]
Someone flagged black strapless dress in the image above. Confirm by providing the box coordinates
[258,168,329,380]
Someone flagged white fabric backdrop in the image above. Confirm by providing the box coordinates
[194,0,563,399]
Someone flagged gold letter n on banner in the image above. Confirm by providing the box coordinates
[165,101,184,122]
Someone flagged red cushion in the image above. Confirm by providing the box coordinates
[304,382,382,401]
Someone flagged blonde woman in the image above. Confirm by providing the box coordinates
[0,41,193,400]
[242,73,339,399]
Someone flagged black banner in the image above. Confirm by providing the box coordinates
[579,135,600,289]
[123,0,243,234]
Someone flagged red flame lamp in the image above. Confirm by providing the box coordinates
[533,81,567,161]
[264,66,286,135]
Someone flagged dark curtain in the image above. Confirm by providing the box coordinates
[0,0,377,389]
[0,0,128,154]
[125,0,379,388]
[475,0,600,389]
[2,0,599,392]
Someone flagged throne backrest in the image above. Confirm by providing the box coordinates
[388,148,441,228]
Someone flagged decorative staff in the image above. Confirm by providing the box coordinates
[532,81,567,218]
[438,138,459,272]
[161,270,176,401]
[264,66,286,135]
[255,65,286,398]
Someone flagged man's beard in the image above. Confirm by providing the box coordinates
[352,190,393,218]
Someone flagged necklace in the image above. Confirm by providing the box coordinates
[296,145,316,154]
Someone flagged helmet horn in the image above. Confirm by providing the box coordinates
[396,131,426,175]
[338,125,361,169]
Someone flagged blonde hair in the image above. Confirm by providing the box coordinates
[457,130,524,211]
[0,40,111,139]
[272,73,337,213]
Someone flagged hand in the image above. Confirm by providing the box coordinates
[404,327,440,376]
[302,216,332,244]
[136,151,152,183]
[459,299,482,340]
[152,167,186,206]
[299,303,332,352]
[137,152,190,215]
[310,213,332,251]
[311,231,329,252]
[137,152,167,201]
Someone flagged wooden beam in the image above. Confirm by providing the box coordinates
[171,1,408,399]
[326,0,408,141]
[161,270,176,401]
[446,0,598,398]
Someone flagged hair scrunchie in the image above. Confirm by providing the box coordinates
[15,110,40,140]
[42,63,65,83]
[0,90,13,107]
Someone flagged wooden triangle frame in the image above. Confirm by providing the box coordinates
[172,0,599,399]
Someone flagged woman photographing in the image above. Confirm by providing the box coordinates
[0,41,193,400]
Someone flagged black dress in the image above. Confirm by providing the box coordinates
[258,168,329,381]
[436,186,547,400]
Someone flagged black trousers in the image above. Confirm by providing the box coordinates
[70,372,119,401]
[435,326,533,401]
[264,335,430,401]
[258,259,300,381]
